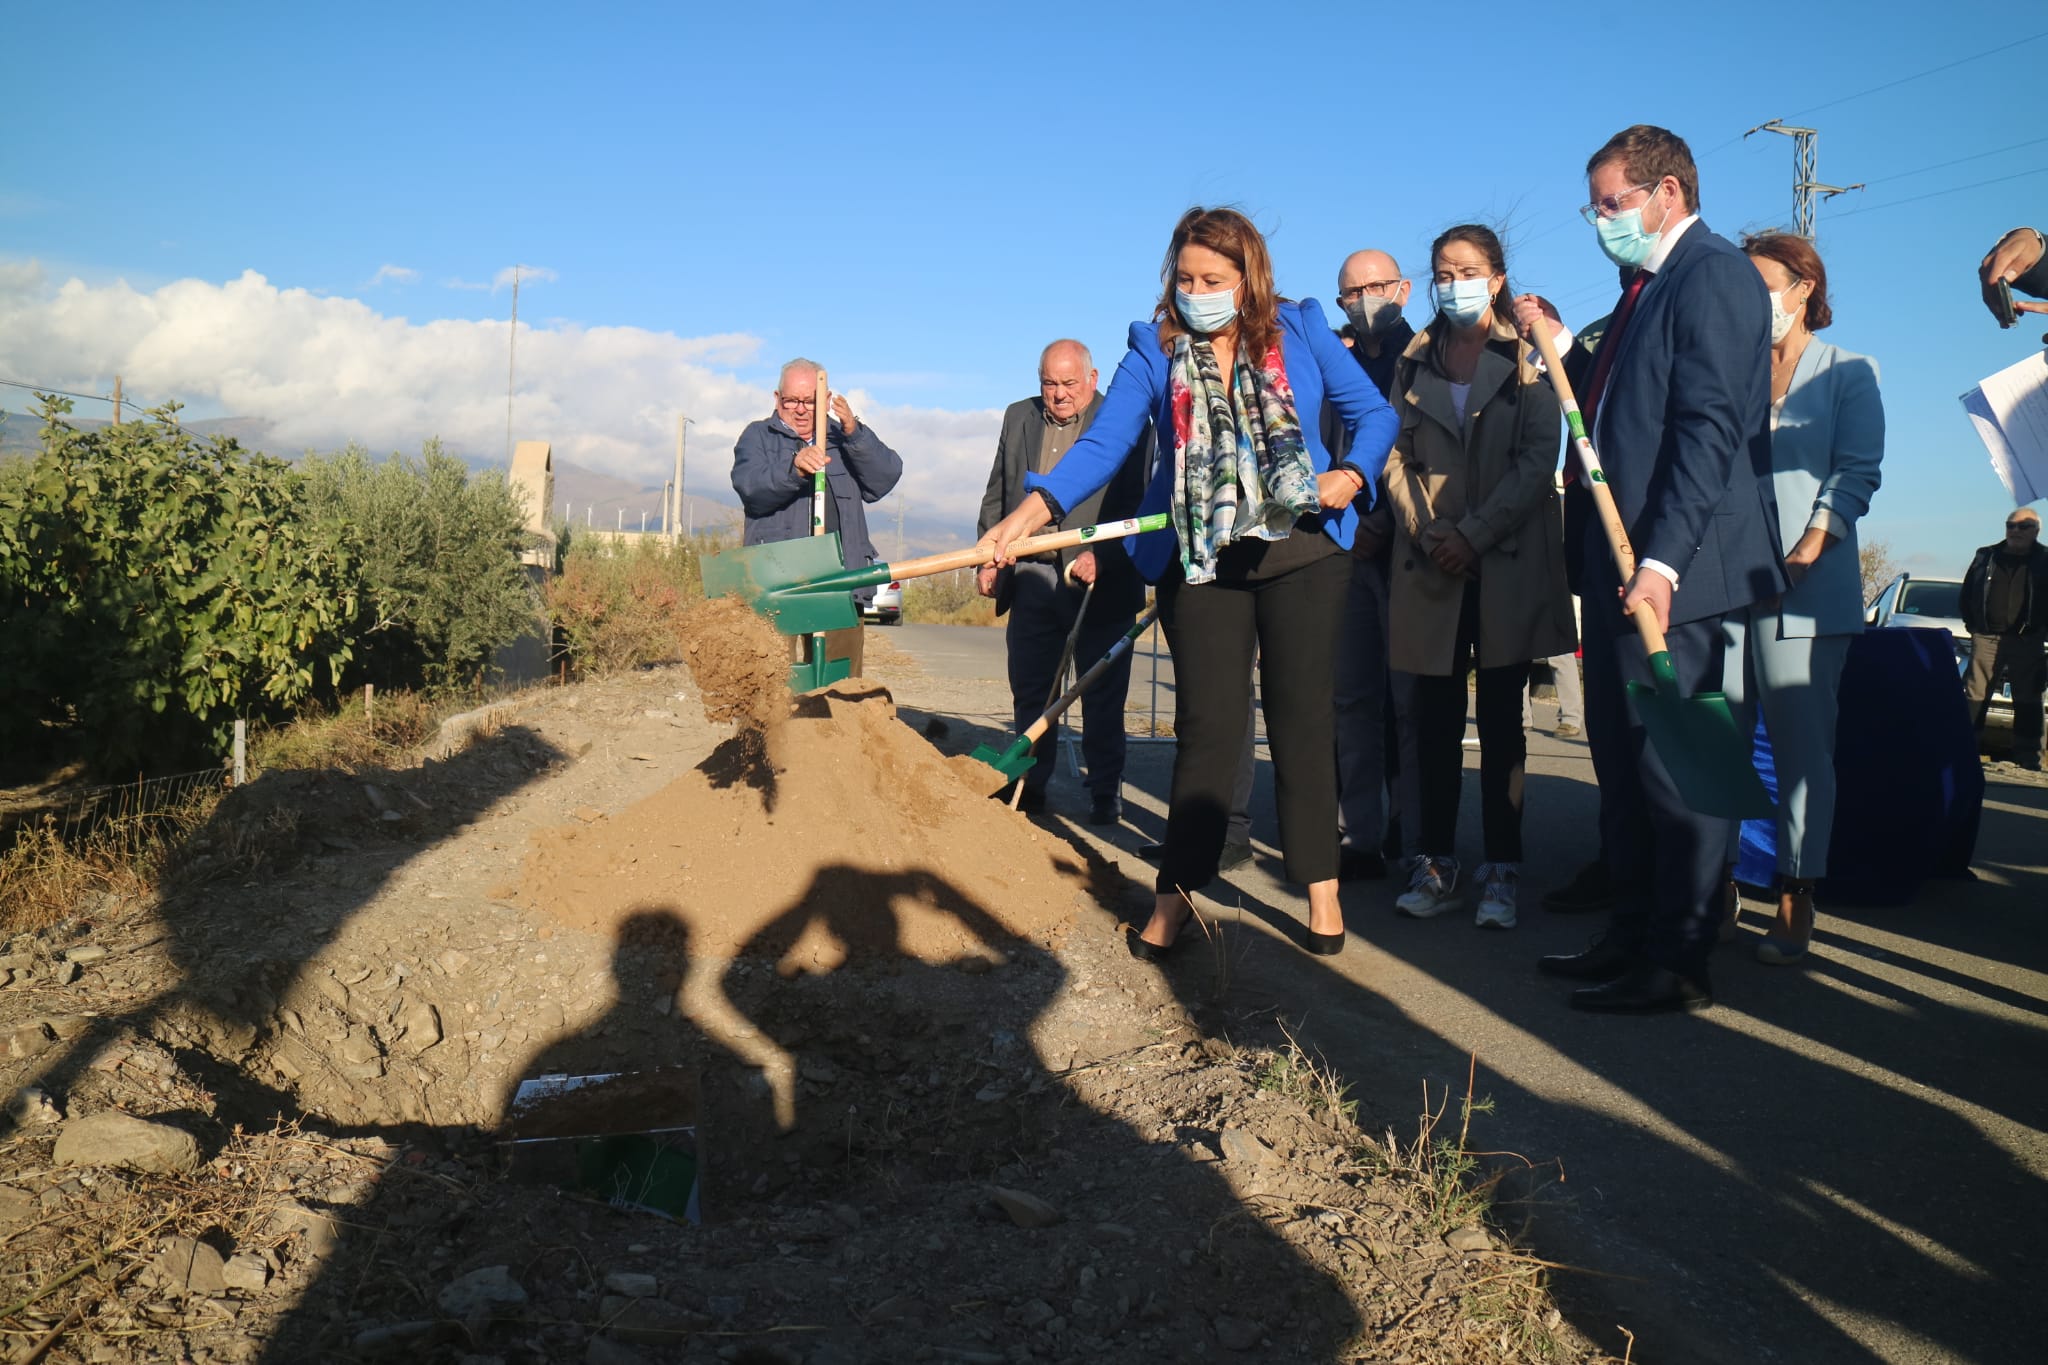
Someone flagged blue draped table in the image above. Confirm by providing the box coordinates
[1735,626,1984,905]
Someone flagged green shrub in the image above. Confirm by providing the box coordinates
[298,440,542,689]
[0,398,357,769]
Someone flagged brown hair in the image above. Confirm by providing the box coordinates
[1587,124,1700,215]
[1741,231,1833,331]
[1153,206,1281,359]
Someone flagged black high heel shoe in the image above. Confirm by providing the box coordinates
[1304,925,1346,957]
[1129,902,1198,962]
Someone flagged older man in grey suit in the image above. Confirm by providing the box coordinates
[977,339,1150,822]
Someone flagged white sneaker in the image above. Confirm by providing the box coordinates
[1395,856,1461,918]
[1474,862,1518,930]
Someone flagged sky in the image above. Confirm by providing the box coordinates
[2,1,2043,577]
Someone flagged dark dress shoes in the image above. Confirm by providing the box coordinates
[1537,935,1636,981]
[1542,858,1615,914]
[1570,965,1713,1014]
[1010,785,1047,815]
[1088,794,1121,826]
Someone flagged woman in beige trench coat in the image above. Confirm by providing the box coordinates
[1384,224,1576,930]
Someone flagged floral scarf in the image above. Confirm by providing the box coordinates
[1167,333,1316,584]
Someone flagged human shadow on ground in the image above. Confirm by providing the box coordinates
[1121,751,2048,1365]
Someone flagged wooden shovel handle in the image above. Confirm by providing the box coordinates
[1527,323,1669,656]
[888,517,1163,583]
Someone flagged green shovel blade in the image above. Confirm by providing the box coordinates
[700,534,861,636]
[1628,652,1773,819]
[968,734,1038,781]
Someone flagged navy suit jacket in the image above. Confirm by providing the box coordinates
[1587,220,1788,626]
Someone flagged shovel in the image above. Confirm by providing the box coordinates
[703,512,1170,691]
[975,603,1159,783]
[1528,324,1771,819]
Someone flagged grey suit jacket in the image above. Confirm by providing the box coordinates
[1767,340,1885,638]
[976,393,1151,618]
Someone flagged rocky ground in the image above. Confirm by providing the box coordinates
[0,643,1611,1365]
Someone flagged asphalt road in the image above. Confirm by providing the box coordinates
[878,622,2048,1365]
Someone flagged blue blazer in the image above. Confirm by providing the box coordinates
[1027,298,1399,582]
[1764,340,1884,638]
[1588,220,1789,625]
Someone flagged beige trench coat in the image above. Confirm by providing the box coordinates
[1384,319,1577,676]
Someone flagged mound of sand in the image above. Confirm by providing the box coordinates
[510,682,1097,970]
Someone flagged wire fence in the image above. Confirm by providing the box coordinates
[15,766,232,853]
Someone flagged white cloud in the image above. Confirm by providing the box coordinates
[0,260,1005,537]
[367,264,420,287]
[493,264,557,291]
[444,277,491,291]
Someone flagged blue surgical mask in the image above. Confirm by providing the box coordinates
[1433,277,1494,329]
[1595,185,1664,269]
[1176,286,1239,334]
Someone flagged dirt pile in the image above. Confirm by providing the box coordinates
[509,681,1091,967]
[675,596,792,732]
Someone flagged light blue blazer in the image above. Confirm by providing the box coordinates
[1766,340,1884,638]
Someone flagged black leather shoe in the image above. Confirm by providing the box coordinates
[1216,840,1254,873]
[1339,848,1387,882]
[1304,927,1345,956]
[1570,965,1713,1014]
[1088,794,1122,826]
[1136,841,1165,863]
[1537,935,1636,981]
[1542,858,1615,914]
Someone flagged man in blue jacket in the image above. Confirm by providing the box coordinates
[1535,125,1788,1014]
[730,359,904,676]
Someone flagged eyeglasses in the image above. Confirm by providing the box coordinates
[1579,182,1657,224]
[776,395,816,411]
[2009,520,2040,531]
[1336,279,1404,302]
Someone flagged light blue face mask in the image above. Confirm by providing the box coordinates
[1176,286,1239,334]
[1433,277,1495,329]
[1595,184,1664,269]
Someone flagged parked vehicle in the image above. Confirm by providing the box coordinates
[1866,573,2010,724]
[862,579,903,625]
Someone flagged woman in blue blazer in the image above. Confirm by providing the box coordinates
[1725,232,1885,963]
[980,207,1398,958]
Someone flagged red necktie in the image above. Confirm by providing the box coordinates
[1579,270,1648,432]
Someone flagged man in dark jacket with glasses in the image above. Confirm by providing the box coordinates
[1962,506,2048,769]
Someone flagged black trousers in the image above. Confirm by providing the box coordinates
[1004,562,1135,797]
[1411,583,1530,862]
[1965,632,2045,764]
[1583,593,1748,980]
[1155,550,1350,893]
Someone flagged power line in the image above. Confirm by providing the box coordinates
[1696,29,2048,162]
[1787,29,2048,119]
[1857,134,2048,188]
[1825,163,2048,222]
[0,376,119,405]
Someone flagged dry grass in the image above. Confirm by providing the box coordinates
[902,570,997,627]
[0,788,221,936]
[1253,1034,1593,1364]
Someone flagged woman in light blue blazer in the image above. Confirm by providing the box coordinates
[1725,232,1885,964]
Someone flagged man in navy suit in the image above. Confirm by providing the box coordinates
[1533,125,1788,1013]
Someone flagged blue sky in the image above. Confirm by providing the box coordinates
[2,1,2043,575]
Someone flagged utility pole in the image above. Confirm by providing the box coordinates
[505,265,521,459]
[1743,119,1863,239]
[112,375,123,424]
[672,413,689,546]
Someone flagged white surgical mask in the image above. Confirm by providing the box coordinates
[1433,277,1495,329]
[1176,286,1239,334]
[1768,288,1801,344]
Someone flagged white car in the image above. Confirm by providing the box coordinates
[1865,573,2010,724]
[861,579,902,625]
